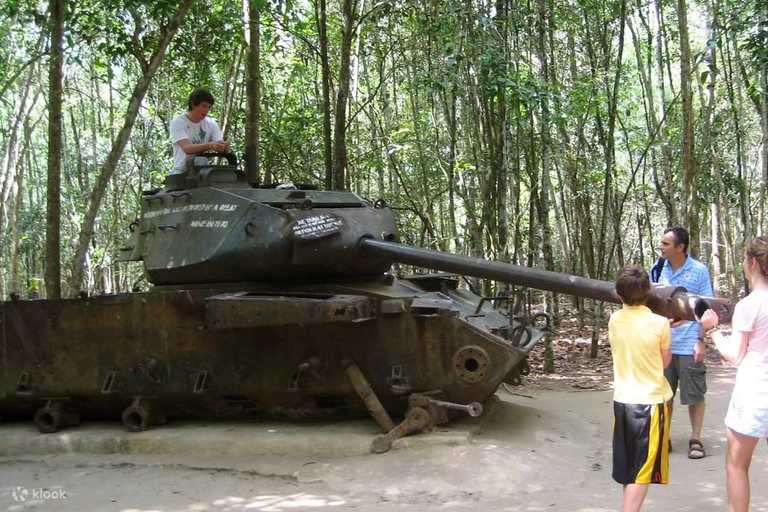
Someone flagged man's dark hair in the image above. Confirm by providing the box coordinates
[187,88,215,110]
[615,265,651,306]
[664,226,689,254]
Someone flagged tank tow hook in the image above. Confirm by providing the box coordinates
[34,398,81,433]
[121,397,168,432]
[371,393,483,454]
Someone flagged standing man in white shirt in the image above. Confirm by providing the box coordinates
[169,88,230,174]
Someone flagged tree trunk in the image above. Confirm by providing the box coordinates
[0,35,43,219]
[10,116,35,297]
[350,0,366,194]
[652,0,677,226]
[702,0,727,294]
[536,0,556,371]
[316,0,333,189]
[243,0,261,186]
[1,75,37,299]
[331,0,356,190]
[581,0,627,357]
[45,0,65,299]
[439,85,461,252]
[630,9,675,227]
[220,48,244,142]
[405,60,437,245]
[494,0,510,264]
[549,22,575,278]
[68,0,194,295]
[676,0,699,249]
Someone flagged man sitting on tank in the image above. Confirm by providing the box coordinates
[169,88,231,174]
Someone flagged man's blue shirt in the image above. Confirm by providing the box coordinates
[656,255,714,355]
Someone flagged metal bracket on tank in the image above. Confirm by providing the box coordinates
[510,324,532,348]
[503,358,531,387]
[16,373,35,396]
[101,371,118,394]
[299,356,327,382]
[510,311,551,351]
[386,365,412,395]
[380,299,408,314]
[467,295,514,318]
[288,356,328,392]
[193,371,209,394]
[287,370,300,392]
[170,192,191,202]
[133,356,163,384]
[410,296,457,317]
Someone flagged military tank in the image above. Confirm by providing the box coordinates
[0,153,734,452]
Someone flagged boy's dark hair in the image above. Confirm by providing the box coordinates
[187,88,215,110]
[664,226,689,254]
[615,265,651,306]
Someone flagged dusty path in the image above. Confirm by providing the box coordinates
[1,366,767,511]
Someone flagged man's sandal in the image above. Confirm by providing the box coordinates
[688,439,705,459]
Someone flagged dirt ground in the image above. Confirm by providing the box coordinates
[2,329,767,511]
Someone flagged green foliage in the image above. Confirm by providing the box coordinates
[0,0,765,298]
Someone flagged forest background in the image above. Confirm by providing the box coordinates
[1,0,767,345]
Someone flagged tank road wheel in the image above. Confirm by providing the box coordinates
[121,398,167,432]
[34,400,80,433]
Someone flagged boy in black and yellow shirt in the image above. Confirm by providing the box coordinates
[609,266,673,512]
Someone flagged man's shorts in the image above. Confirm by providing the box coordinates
[664,355,707,405]
[612,401,670,485]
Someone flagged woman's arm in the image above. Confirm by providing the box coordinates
[710,329,749,366]
[700,309,749,365]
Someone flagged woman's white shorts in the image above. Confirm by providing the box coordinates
[725,392,768,439]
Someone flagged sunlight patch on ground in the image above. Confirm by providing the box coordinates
[206,493,347,510]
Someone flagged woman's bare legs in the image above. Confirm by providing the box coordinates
[725,427,760,512]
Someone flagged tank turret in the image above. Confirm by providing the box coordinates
[120,153,397,284]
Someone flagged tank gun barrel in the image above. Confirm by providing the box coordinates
[359,238,734,322]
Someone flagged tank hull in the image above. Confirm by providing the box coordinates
[0,276,540,424]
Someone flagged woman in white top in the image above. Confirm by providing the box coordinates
[701,235,768,512]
